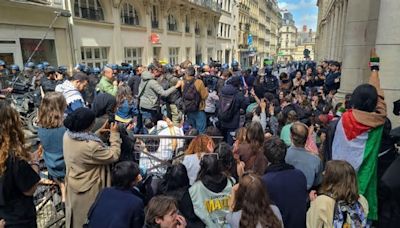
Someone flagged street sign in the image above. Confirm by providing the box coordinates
[150,33,160,44]
[247,34,253,46]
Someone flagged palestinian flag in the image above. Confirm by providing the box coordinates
[332,110,383,220]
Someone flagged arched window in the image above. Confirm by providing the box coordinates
[74,0,104,21]
[121,3,139,25]
[195,22,201,35]
[167,15,178,32]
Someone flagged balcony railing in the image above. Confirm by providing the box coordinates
[188,0,221,13]
[238,2,250,12]
[27,0,63,7]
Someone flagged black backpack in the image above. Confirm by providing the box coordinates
[182,79,200,113]
[218,93,236,122]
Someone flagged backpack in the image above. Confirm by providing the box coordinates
[218,93,236,122]
[182,79,200,113]
[332,200,367,228]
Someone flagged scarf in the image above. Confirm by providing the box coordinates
[67,130,106,147]
[333,200,367,228]
[55,80,85,106]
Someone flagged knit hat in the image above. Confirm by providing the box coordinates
[64,107,96,132]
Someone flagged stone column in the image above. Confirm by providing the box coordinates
[330,5,339,59]
[338,0,348,62]
[112,6,123,63]
[144,4,152,64]
[324,21,329,59]
[334,5,341,60]
[328,11,335,59]
[375,0,400,123]
[338,0,379,95]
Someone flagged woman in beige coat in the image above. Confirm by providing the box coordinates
[63,107,121,227]
[307,160,369,228]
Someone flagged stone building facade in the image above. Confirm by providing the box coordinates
[216,0,238,64]
[293,25,316,61]
[237,0,281,68]
[316,0,400,122]
[0,0,222,68]
[278,12,297,62]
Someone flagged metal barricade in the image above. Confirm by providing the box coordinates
[132,134,223,175]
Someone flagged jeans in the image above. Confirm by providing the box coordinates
[186,111,207,134]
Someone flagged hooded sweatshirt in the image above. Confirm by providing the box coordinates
[55,80,85,114]
[138,71,177,111]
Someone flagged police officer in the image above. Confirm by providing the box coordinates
[263,65,279,95]
[40,66,63,92]
[23,62,36,87]
[57,65,69,79]
[0,60,12,94]
[0,60,10,77]
[10,65,20,78]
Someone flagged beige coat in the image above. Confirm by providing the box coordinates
[63,131,121,228]
[306,195,369,228]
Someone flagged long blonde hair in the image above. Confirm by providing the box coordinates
[0,101,30,175]
[37,92,67,128]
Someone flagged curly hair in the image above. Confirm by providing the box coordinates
[233,172,282,228]
[0,101,30,175]
[37,92,67,128]
[185,134,215,157]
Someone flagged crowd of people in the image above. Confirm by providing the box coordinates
[0,48,398,228]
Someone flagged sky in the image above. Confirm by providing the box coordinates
[278,0,318,32]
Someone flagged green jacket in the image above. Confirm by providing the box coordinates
[96,76,117,96]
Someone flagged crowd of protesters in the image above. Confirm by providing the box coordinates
[0,48,399,228]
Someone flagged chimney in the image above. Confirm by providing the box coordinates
[303,25,307,32]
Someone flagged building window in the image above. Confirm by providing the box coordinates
[186,47,191,60]
[124,47,143,65]
[20,39,57,66]
[207,24,213,36]
[121,3,139,26]
[74,0,104,21]
[167,15,178,32]
[81,47,108,67]
[153,47,161,59]
[151,5,159,28]
[185,15,190,33]
[227,25,230,38]
[207,48,213,60]
[169,47,179,65]
[195,22,200,35]
[217,50,222,62]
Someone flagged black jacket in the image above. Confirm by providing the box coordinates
[219,84,249,129]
